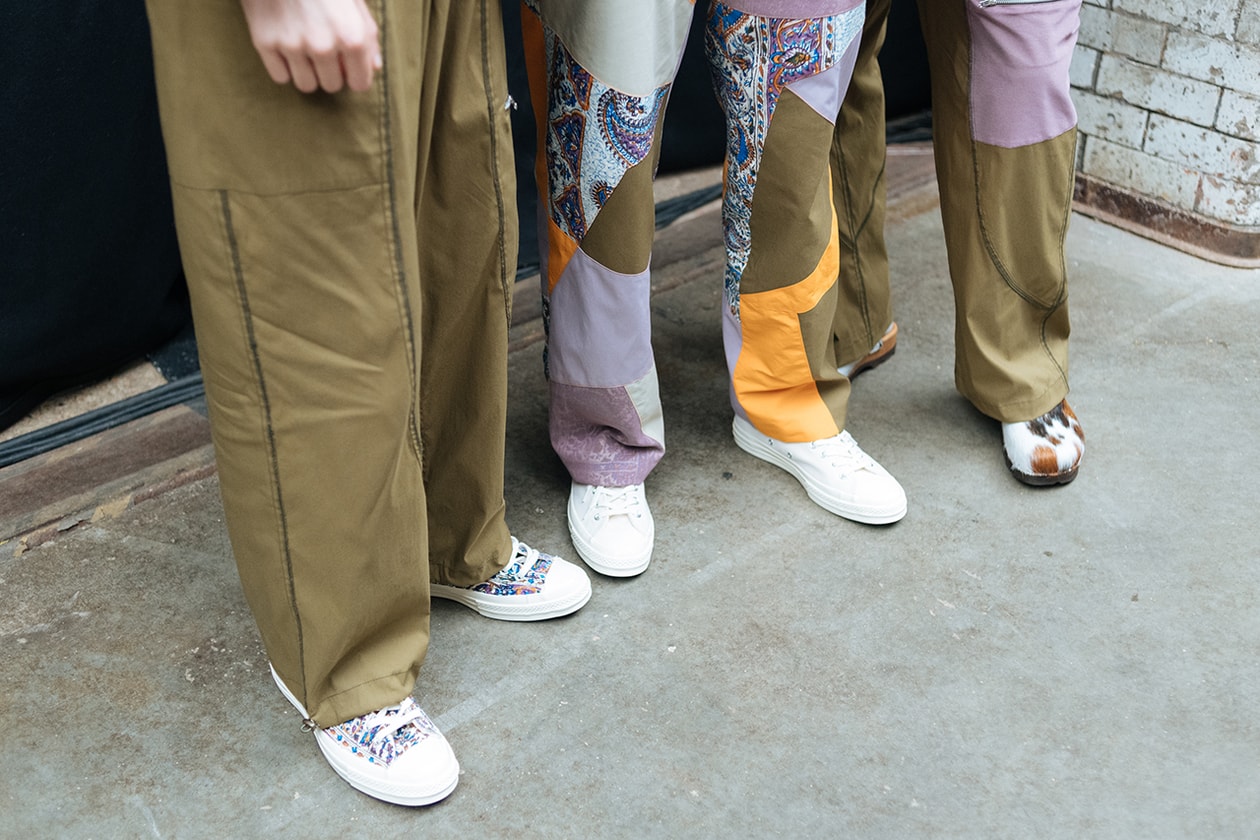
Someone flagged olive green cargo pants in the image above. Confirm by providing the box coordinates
[145,0,517,727]
[832,0,1078,422]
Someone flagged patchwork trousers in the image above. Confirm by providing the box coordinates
[525,0,869,488]
[831,0,1081,423]
[145,0,517,727]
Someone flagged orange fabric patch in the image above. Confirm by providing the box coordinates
[547,215,579,294]
[520,6,550,218]
[732,208,841,442]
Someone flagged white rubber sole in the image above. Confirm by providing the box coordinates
[269,666,459,807]
[429,559,592,621]
[732,417,907,525]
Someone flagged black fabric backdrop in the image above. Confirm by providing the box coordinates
[0,2,927,435]
[1,2,189,431]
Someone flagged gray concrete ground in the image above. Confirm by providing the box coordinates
[3,174,1259,838]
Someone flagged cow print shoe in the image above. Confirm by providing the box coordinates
[1002,400,1084,486]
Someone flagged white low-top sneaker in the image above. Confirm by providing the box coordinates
[1002,399,1084,486]
[567,482,654,577]
[430,538,591,621]
[271,666,459,807]
[732,415,907,524]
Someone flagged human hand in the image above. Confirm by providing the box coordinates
[239,0,382,93]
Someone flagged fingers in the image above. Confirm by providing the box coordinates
[243,0,382,94]
[342,3,380,92]
[256,48,294,86]
[309,44,347,93]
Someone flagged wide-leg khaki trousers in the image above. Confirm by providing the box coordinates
[146,0,517,727]
[832,0,1080,423]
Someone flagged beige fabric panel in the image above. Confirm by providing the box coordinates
[531,0,694,95]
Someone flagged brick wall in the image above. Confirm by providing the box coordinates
[1072,0,1260,264]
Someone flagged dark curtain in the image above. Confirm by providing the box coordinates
[0,1,189,432]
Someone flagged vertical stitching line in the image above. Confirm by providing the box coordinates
[835,127,878,346]
[1040,126,1075,384]
[219,189,307,701]
[377,0,425,465]
[480,0,512,321]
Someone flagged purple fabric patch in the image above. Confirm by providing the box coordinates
[547,247,654,388]
[722,306,748,420]
[550,381,665,486]
[966,0,1081,148]
[784,35,860,123]
[729,0,863,17]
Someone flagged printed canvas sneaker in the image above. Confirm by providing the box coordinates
[838,322,898,379]
[270,665,459,807]
[732,415,907,524]
[567,482,654,577]
[1002,399,1084,486]
[430,537,591,621]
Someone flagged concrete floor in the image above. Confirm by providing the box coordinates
[3,170,1259,838]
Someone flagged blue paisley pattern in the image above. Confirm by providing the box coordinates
[327,697,440,767]
[469,541,557,597]
[706,4,864,314]
[544,28,669,242]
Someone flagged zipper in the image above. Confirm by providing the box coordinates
[978,0,1063,6]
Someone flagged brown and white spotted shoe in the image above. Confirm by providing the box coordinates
[1001,400,1085,486]
[838,322,898,380]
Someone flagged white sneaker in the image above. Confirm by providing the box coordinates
[430,538,591,621]
[567,483,654,577]
[270,666,459,807]
[732,415,907,524]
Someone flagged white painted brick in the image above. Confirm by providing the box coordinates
[1196,174,1260,225]
[1081,137,1202,207]
[1078,4,1114,50]
[1071,46,1101,89]
[1073,90,1150,148]
[1237,2,1260,45]
[1111,13,1166,65]
[1145,114,1260,184]
[1163,31,1260,99]
[1095,55,1220,126]
[1113,0,1241,38]
[1217,90,1260,141]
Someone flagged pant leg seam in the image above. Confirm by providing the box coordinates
[479,0,514,326]
[375,0,425,468]
[218,189,308,701]
[835,135,877,346]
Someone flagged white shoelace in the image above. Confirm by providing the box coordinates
[493,538,540,581]
[808,430,878,475]
[589,485,646,520]
[356,702,425,743]
[327,697,434,763]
